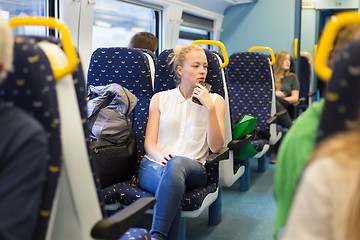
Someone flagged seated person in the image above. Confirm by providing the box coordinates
[138,45,225,240]
[273,50,300,128]
[273,24,360,239]
[128,32,158,52]
[282,120,360,240]
[0,15,48,240]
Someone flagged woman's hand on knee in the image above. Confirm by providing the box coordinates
[159,152,176,166]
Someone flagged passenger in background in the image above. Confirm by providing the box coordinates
[138,45,225,240]
[0,15,48,240]
[128,32,158,52]
[273,50,300,128]
[273,24,360,239]
[282,120,360,240]
[269,51,300,163]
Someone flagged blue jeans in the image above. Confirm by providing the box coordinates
[138,156,207,240]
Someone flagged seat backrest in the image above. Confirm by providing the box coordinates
[316,40,360,143]
[299,56,311,105]
[154,49,177,92]
[227,52,274,131]
[36,37,151,240]
[87,47,154,163]
[0,36,61,240]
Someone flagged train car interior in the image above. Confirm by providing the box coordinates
[1,0,360,239]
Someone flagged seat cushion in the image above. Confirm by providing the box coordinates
[119,228,151,240]
[101,163,219,212]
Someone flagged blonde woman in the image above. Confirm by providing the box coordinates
[138,45,225,240]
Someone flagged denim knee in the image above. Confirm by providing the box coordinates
[138,158,163,194]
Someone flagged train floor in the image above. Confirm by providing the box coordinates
[135,159,277,240]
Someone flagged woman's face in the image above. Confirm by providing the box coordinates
[282,53,291,71]
[178,50,208,86]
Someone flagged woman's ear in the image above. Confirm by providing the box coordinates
[177,65,183,77]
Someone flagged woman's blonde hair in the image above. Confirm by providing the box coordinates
[310,122,360,240]
[170,45,204,84]
[0,14,14,83]
[273,51,293,90]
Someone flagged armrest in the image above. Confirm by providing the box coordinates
[227,134,252,151]
[206,147,229,164]
[298,97,306,104]
[309,91,317,97]
[266,109,287,125]
[91,197,156,239]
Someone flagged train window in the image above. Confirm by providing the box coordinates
[92,0,161,52]
[178,12,213,48]
[0,0,50,36]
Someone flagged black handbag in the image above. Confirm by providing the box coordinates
[91,130,137,188]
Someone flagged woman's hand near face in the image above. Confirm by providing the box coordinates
[192,83,214,110]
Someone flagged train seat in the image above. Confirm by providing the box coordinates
[205,50,249,191]
[0,36,61,240]
[153,48,229,210]
[316,40,360,144]
[88,47,229,239]
[227,52,281,175]
[289,56,315,118]
[297,56,313,115]
[274,40,360,238]
[2,21,155,238]
[88,47,154,168]
[154,48,248,191]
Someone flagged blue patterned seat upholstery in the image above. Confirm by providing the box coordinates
[297,56,312,114]
[153,48,222,205]
[154,48,247,189]
[228,52,272,134]
[2,36,151,240]
[0,36,61,240]
[48,45,151,239]
[89,48,222,222]
[154,48,246,195]
[227,52,280,173]
[88,47,154,162]
[316,40,360,144]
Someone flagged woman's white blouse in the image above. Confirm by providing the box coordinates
[151,87,218,165]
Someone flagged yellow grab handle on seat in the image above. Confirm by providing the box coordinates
[9,17,79,81]
[191,40,229,68]
[300,51,312,64]
[248,46,275,65]
[294,38,298,59]
[315,10,360,81]
[314,45,318,61]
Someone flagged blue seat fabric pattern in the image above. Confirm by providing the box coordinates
[227,52,271,153]
[316,40,360,144]
[298,56,311,110]
[0,36,61,240]
[119,228,151,240]
[88,47,154,163]
[89,47,220,212]
[155,48,245,177]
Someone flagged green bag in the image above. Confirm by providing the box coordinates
[233,114,258,161]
